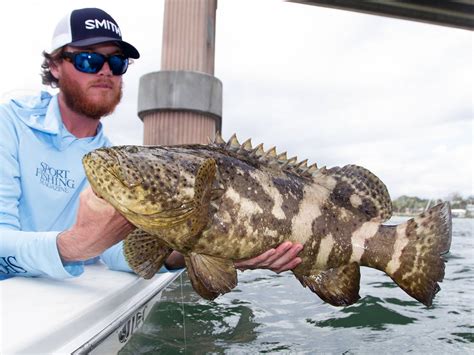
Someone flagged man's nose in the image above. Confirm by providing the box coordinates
[98,61,113,76]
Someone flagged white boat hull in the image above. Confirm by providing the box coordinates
[0,263,183,354]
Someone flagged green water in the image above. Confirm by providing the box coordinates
[121,218,474,354]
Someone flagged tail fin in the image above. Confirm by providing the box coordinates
[385,202,452,307]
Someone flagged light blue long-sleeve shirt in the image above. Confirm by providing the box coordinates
[0,91,134,280]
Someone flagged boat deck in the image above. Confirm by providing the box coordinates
[0,262,183,354]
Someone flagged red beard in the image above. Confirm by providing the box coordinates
[59,73,122,120]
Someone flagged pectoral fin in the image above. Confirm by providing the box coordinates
[297,263,361,306]
[194,158,217,205]
[124,229,172,279]
[185,253,237,300]
[181,158,218,247]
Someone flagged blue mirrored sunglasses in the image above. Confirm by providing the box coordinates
[62,51,129,76]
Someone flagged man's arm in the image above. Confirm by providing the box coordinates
[0,187,135,279]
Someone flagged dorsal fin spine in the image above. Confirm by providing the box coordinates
[277,152,287,162]
[251,143,265,157]
[226,134,240,151]
[307,163,318,174]
[214,132,225,144]
[218,135,318,179]
[288,156,298,165]
[265,147,277,158]
[241,138,253,151]
[297,159,308,169]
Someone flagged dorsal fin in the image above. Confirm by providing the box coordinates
[213,134,318,179]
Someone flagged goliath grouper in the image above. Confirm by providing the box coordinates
[82,135,452,307]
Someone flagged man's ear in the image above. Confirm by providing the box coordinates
[50,62,60,81]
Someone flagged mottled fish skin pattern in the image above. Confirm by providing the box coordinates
[83,134,452,307]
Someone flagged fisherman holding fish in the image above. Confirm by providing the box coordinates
[0,8,303,280]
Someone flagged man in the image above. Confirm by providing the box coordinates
[0,8,302,280]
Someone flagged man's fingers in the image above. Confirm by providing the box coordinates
[234,242,303,272]
[260,242,293,266]
[273,257,302,274]
[267,243,303,272]
[234,248,276,270]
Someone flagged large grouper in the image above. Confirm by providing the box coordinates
[82,134,452,307]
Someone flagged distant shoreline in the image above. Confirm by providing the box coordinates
[393,212,473,219]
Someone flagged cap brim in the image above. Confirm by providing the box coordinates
[69,36,140,58]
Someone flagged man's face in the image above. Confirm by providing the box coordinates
[51,43,124,119]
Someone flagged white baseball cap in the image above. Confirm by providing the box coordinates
[51,7,140,58]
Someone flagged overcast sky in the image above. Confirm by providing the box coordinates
[0,0,472,199]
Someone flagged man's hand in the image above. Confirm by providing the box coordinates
[57,187,136,262]
[163,242,303,274]
[234,242,303,274]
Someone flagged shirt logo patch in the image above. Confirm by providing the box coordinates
[36,162,76,193]
[0,256,27,274]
